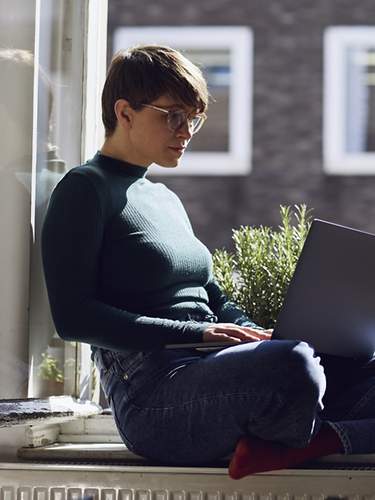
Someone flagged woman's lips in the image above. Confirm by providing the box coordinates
[169,146,185,154]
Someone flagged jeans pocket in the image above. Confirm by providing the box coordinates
[111,351,149,379]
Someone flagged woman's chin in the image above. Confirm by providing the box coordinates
[156,159,180,168]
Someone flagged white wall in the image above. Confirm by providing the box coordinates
[0,0,37,398]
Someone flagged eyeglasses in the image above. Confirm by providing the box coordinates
[141,103,207,134]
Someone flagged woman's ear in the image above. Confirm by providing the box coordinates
[114,99,132,127]
[121,111,130,121]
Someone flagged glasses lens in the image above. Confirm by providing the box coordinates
[190,115,203,133]
[168,110,185,131]
[168,110,205,134]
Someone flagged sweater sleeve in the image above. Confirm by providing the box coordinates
[205,278,264,329]
[41,172,208,351]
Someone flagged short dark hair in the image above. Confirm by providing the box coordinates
[101,45,209,137]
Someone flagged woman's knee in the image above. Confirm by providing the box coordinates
[285,340,326,403]
[256,340,326,402]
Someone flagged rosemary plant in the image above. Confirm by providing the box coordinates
[212,205,312,329]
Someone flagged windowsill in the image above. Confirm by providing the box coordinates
[18,442,148,464]
[17,439,375,470]
[0,396,101,428]
[18,412,375,471]
[2,405,375,471]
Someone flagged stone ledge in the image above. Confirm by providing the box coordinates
[0,396,102,428]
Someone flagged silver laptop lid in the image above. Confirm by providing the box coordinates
[272,219,375,360]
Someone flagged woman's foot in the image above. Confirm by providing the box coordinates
[228,425,343,479]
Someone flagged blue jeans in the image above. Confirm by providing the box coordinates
[94,340,375,464]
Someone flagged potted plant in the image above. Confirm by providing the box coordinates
[212,204,312,329]
[37,352,64,397]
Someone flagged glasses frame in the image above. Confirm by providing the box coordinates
[140,103,207,134]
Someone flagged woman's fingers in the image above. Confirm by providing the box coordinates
[216,325,271,339]
[248,328,273,339]
[202,330,241,343]
[203,323,273,343]
[203,327,241,343]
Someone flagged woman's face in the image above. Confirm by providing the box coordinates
[128,94,197,168]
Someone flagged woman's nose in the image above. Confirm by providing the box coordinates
[176,121,193,140]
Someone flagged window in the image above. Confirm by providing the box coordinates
[27,0,107,401]
[324,27,375,174]
[112,26,253,175]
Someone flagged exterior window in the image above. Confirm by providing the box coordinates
[28,0,107,401]
[324,27,375,174]
[112,26,253,175]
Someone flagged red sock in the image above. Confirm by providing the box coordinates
[228,424,343,479]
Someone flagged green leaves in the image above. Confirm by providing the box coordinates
[212,204,312,329]
[37,352,64,383]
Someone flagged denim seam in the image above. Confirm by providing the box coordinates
[108,392,137,451]
[129,390,261,411]
[101,367,116,390]
[103,351,146,380]
[128,361,313,412]
[94,354,116,378]
[113,354,142,374]
[326,420,352,454]
[344,383,375,420]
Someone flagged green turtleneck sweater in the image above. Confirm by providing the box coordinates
[41,152,258,359]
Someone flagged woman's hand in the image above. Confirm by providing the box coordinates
[203,323,273,344]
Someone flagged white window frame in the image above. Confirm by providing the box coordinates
[78,0,108,401]
[113,26,253,176]
[81,0,108,163]
[324,26,375,174]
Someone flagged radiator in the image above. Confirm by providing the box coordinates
[1,462,375,500]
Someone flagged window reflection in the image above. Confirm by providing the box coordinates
[183,49,231,152]
[28,0,87,399]
[346,47,375,153]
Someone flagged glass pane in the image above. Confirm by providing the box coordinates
[183,48,230,152]
[28,0,95,398]
[345,46,375,153]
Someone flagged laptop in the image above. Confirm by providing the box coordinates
[272,219,375,360]
[167,219,375,359]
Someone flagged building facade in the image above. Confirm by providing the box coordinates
[107,0,375,252]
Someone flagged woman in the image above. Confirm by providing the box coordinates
[41,45,375,478]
